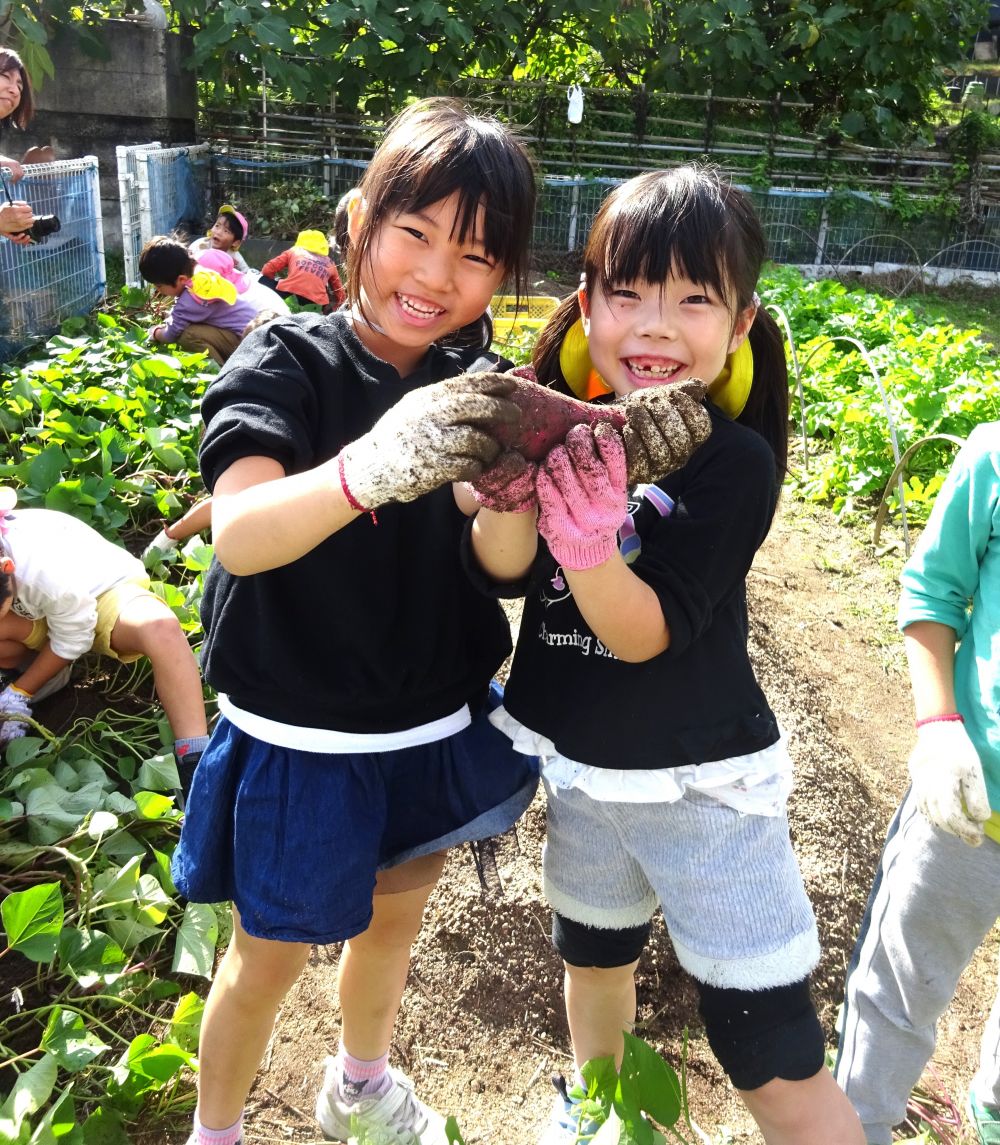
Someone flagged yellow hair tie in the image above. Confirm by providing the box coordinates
[708,339,754,418]
[557,316,754,415]
[190,267,237,306]
[559,317,612,400]
[296,229,330,257]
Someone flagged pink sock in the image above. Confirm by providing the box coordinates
[336,1044,391,1101]
[193,1113,243,1145]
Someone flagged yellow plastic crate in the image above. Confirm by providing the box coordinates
[490,293,560,339]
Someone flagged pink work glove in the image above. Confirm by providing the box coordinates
[536,422,627,570]
[468,450,538,513]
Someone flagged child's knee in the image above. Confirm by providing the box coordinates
[696,978,826,1090]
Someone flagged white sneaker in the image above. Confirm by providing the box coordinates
[315,1058,447,1144]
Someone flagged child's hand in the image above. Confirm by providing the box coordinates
[908,720,992,846]
[338,373,522,511]
[468,450,537,514]
[150,325,165,343]
[621,380,711,484]
[536,422,626,570]
[0,684,32,745]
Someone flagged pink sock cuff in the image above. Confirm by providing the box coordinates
[337,1043,390,1082]
[194,1114,243,1145]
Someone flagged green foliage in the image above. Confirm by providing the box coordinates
[763,265,1000,519]
[12,0,991,143]
[241,179,333,240]
[0,311,214,538]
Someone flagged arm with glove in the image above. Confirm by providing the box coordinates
[536,423,669,663]
[904,619,991,846]
[213,372,522,576]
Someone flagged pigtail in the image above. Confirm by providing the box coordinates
[531,294,583,394]
[738,307,789,482]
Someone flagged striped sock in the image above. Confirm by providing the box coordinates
[336,1044,392,1102]
[193,1113,243,1145]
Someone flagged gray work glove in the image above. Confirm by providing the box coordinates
[908,720,992,846]
[338,373,521,511]
[620,380,712,484]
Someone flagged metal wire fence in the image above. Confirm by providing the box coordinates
[0,157,105,359]
[201,152,1000,275]
[116,143,212,287]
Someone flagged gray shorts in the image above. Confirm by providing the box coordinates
[542,781,820,990]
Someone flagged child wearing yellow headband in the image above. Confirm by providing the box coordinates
[469,165,864,1145]
[259,228,346,312]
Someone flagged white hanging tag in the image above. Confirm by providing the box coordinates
[567,84,584,125]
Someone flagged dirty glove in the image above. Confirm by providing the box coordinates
[0,684,32,746]
[621,380,712,484]
[468,450,538,514]
[537,422,627,570]
[908,719,992,846]
[337,374,521,512]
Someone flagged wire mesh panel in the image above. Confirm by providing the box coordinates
[0,157,105,359]
[211,145,324,200]
[136,144,211,255]
[116,142,160,288]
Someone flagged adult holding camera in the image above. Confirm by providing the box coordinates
[0,47,48,246]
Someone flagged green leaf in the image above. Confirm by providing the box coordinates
[168,991,205,1052]
[133,790,175,820]
[172,900,219,979]
[87,810,119,838]
[123,1034,193,1084]
[0,1053,58,1130]
[27,446,68,493]
[136,753,180,793]
[2,883,64,962]
[41,1007,110,1072]
[58,927,128,988]
[5,737,46,767]
[81,1105,129,1145]
[620,1032,682,1129]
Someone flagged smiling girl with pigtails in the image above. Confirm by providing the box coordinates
[468,165,865,1144]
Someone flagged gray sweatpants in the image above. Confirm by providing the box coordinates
[835,791,1000,1144]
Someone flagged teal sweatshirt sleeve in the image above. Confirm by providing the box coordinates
[898,423,1000,639]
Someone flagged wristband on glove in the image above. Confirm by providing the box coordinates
[915,712,963,729]
[11,684,31,698]
[338,453,377,524]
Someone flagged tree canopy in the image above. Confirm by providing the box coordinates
[3,0,991,142]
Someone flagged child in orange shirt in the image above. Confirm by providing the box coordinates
[259,229,345,311]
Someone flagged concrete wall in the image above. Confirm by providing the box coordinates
[25,20,197,254]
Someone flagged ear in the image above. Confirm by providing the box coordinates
[176,275,191,290]
[728,302,757,354]
[577,284,591,336]
[346,191,366,246]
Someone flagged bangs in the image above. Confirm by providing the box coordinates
[589,169,761,307]
[359,101,535,275]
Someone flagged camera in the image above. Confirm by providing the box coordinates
[17,214,61,244]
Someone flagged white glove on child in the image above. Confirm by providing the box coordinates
[0,684,32,746]
[337,374,521,511]
[908,719,992,846]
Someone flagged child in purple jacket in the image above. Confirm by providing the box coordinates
[139,236,259,366]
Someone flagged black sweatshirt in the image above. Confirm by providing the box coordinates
[500,406,782,769]
[199,311,512,732]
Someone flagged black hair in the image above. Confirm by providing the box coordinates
[332,190,354,261]
[348,97,536,312]
[138,235,196,286]
[533,164,788,478]
[0,48,34,132]
[217,211,243,242]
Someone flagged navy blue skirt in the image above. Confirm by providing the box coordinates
[172,685,538,944]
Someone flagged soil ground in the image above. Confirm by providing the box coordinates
[197,493,996,1145]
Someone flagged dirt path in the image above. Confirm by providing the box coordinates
[232,496,997,1145]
